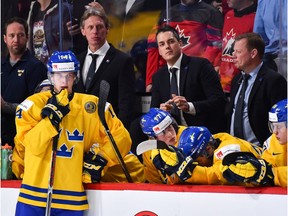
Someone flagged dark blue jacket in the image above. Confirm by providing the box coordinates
[1,49,47,147]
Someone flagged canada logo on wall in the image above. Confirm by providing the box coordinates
[135,210,158,216]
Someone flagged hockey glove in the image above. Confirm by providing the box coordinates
[151,145,196,182]
[41,89,70,128]
[83,150,108,183]
[222,152,274,186]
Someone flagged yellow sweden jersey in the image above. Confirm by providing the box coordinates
[13,92,132,210]
[185,133,262,185]
[143,126,187,184]
[262,134,287,187]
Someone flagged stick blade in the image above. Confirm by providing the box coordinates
[136,140,171,155]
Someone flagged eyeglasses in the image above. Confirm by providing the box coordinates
[268,122,287,133]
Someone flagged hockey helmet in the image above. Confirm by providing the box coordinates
[268,99,287,132]
[178,126,213,160]
[269,99,287,123]
[47,50,80,75]
[140,108,173,137]
[34,79,53,93]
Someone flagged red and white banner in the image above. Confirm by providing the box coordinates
[1,181,287,216]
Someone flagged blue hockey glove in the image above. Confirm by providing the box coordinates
[222,152,274,186]
[41,89,70,128]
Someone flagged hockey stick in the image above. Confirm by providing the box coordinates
[45,133,59,216]
[136,140,174,155]
[98,80,133,183]
[165,0,171,25]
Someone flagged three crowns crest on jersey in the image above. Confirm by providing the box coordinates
[66,129,84,141]
[57,144,74,158]
[55,129,84,158]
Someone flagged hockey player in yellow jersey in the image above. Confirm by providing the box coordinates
[146,126,262,185]
[221,99,287,187]
[140,108,186,183]
[13,50,144,216]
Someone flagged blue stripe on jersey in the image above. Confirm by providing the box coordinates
[19,192,46,203]
[21,184,47,193]
[53,188,86,196]
[21,184,86,196]
[19,193,88,206]
[52,198,88,206]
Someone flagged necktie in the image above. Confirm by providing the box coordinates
[234,74,251,139]
[170,67,179,96]
[85,54,98,89]
[169,67,180,121]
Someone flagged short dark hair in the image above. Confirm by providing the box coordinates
[4,17,28,36]
[156,25,181,43]
[235,32,265,59]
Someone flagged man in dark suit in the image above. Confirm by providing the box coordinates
[74,7,135,129]
[151,25,227,134]
[227,32,287,146]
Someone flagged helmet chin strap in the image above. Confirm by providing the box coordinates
[68,92,74,101]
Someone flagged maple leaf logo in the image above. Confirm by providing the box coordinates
[175,25,190,48]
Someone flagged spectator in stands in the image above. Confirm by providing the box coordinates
[27,0,75,64]
[1,17,47,148]
[151,25,227,134]
[203,0,223,13]
[222,0,230,15]
[18,0,33,20]
[145,0,223,92]
[74,7,136,129]
[226,32,287,146]
[219,0,257,94]
[222,99,287,187]
[253,0,287,79]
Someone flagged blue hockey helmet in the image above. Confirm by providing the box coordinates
[178,126,213,160]
[34,79,53,93]
[47,50,80,75]
[140,108,173,137]
[268,99,287,132]
[269,99,287,123]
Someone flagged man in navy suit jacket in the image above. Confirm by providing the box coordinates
[74,7,135,129]
[226,32,287,146]
[151,25,227,134]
